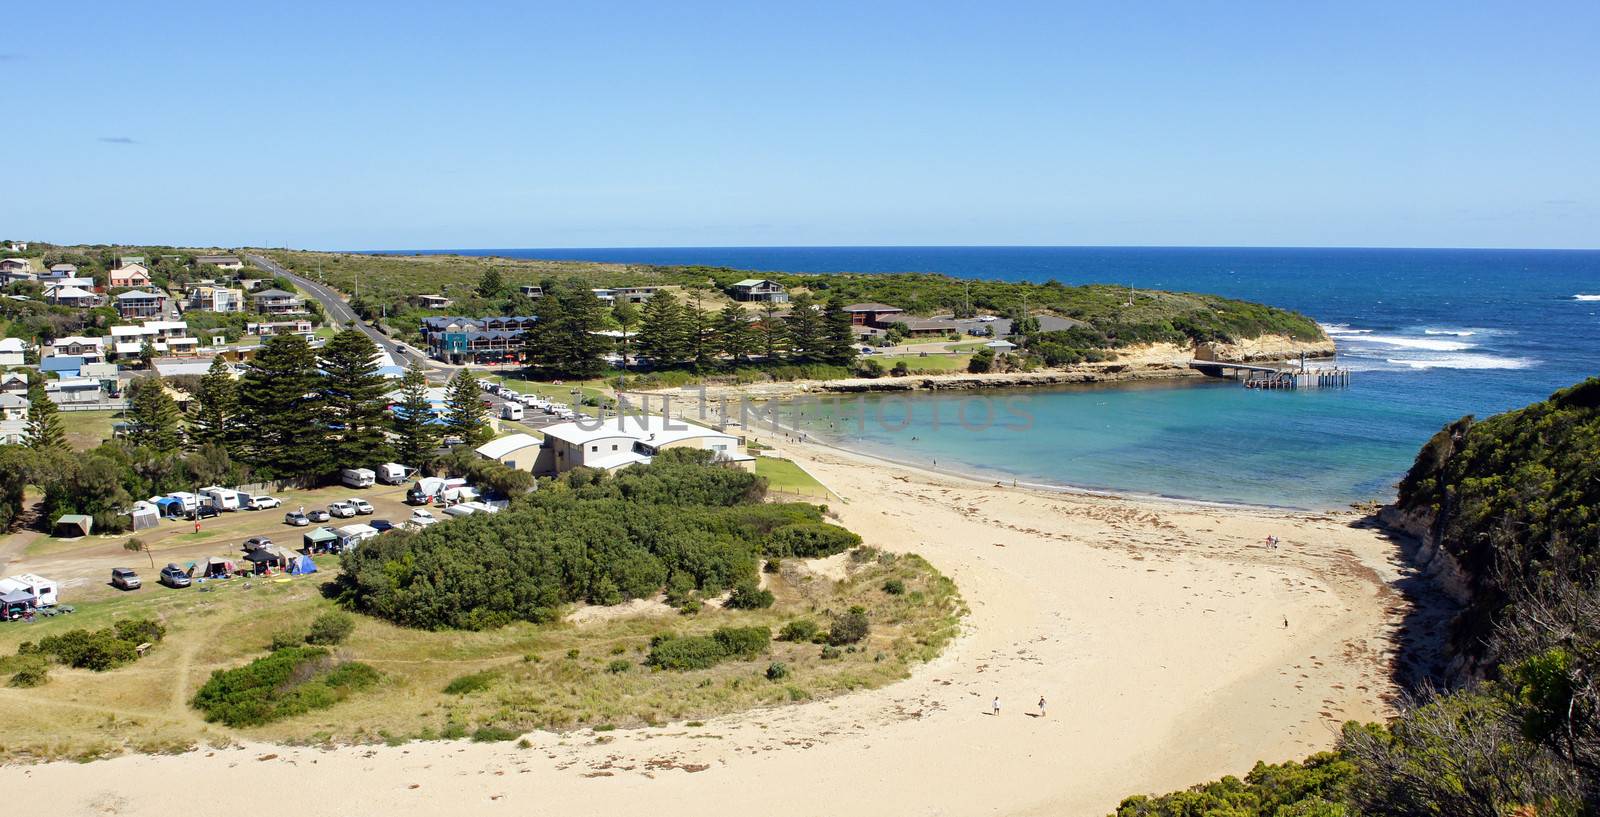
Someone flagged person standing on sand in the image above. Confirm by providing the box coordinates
[1038,696,1046,718]
[992,697,1001,716]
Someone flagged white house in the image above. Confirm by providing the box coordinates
[0,392,27,421]
[46,335,106,361]
[0,337,25,367]
[528,413,750,476]
[110,321,197,359]
[193,254,244,271]
[45,378,104,405]
[45,284,98,308]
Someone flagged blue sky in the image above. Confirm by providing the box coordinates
[4,1,1598,249]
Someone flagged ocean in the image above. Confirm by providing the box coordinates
[390,246,1600,509]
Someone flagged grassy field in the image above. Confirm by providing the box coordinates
[58,409,123,451]
[0,546,962,760]
[868,353,973,373]
[754,456,833,499]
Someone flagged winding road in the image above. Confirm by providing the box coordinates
[245,252,438,373]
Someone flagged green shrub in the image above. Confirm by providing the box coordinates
[820,645,842,660]
[765,661,789,681]
[647,626,771,670]
[882,579,906,595]
[828,606,870,646]
[607,659,632,674]
[765,522,862,558]
[191,647,380,727]
[442,670,499,695]
[724,581,775,610]
[113,618,167,645]
[268,630,302,651]
[32,621,159,671]
[305,610,355,646]
[7,657,49,688]
[471,725,521,743]
[778,619,819,642]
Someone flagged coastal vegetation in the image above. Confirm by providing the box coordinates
[1114,376,1600,815]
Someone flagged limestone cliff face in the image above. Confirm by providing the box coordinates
[1194,333,1337,364]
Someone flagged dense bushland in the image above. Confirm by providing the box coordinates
[337,450,860,630]
[191,646,380,727]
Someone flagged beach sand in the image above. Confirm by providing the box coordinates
[0,439,1411,817]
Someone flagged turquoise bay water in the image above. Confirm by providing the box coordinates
[386,247,1600,508]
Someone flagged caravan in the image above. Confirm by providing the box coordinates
[406,476,466,505]
[501,402,523,421]
[164,492,200,515]
[0,574,60,607]
[376,463,410,485]
[199,486,241,511]
[342,468,376,488]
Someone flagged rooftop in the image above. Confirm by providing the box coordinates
[475,433,543,460]
[540,413,734,448]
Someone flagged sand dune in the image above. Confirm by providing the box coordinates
[0,441,1409,817]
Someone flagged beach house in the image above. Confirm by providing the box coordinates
[250,288,305,315]
[45,284,99,308]
[109,262,152,289]
[417,294,452,309]
[46,263,78,277]
[842,302,906,327]
[0,337,25,367]
[111,321,198,360]
[114,289,169,319]
[45,378,105,405]
[186,286,245,313]
[729,279,788,303]
[0,392,27,421]
[528,413,750,476]
[193,254,244,271]
[246,319,314,337]
[518,285,544,298]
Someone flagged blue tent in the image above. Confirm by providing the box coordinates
[153,496,185,517]
[288,554,318,575]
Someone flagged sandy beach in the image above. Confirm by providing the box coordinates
[0,430,1412,817]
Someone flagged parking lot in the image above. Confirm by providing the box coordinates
[6,481,419,600]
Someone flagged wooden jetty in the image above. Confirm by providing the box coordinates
[1187,358,1350,390]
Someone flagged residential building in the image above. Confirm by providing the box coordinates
[518,285,544,298]
[0,337,25,367]
[0,268,37,285]
[193,254,244,270]
[842,302,906,327]
[419,316,538,337]
[40,356,84,376]
[114,289,168,319]
[1,372,28,395]
[45,378,105,405]
[528,413,751,476]
[110,321,197,359]
[427,330,524,364]
[246,319,314,337]
[46,336,105,361]
[0,420,24,445]
[45,263,79,278]
[417,294,452,309]
[0,258,30,274]
[0,392,27,421]
[250,288,305,314]
[729,278,788,303]
[45,284,98,308]
[109,262,152,289]
[2,241,26,252]
[186,286,245,313]
[611,286,662,304]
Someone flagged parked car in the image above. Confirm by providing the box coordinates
[349,498,374,515]
[159,564,191,588]
[328,501,357,519]
[110,568,141,591]
[188,504,220,521]
[307,509,331,523]
[284,510,309,527]
[410,509,438,527]
[246,495,281,510]
[243,536,273,551]
[369,519,394,533]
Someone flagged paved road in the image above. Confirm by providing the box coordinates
[245,252,438,373]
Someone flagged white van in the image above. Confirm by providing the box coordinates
[200,486,241,511]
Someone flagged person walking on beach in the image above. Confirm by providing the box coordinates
[1038,696,1047,718]
[992,697,1001,716]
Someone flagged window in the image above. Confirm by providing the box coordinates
[611,444,618,451]
[590,445,598,452]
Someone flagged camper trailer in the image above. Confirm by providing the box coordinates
[341,468,376,488]
[407,476,466,505]
[376,463,410,485]
[0,574,60,607]
[200,486,241,511]
[165,492,200,515]
[500,402,523,420]
[336,523,379,550]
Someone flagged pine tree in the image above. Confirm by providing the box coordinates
[686,290,711,369]
[717,303,756,362]
[319,327,392,467]
[783,293,824,361]
[611,300,640,372]
[638,289,690,366]
[822,294,859,365]
[126,376,183,453]
[524,285,608,378]
[188,355,240,452]
[137,339,156,369]
[444,370,490,447]
[478,268,505,298]
[24,373,66,452]
[238,334,329,478]
[391,362,439,466]
[758,300,786,361]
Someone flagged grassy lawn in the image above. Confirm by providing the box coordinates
[870,353,973,373]
[755,456,832,499]
[0,545,962,760]
[58,409,123,451]
[488,374,612,405]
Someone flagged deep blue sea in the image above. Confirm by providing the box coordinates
[389,246,1600,508]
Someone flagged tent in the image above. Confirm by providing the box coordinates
[52,514,92,538]
[201,557,236,579]
[1,590,34,620]
[242,549,280,573]
[153,496,185,518]
[302,527,338,553]
[287,554,318,575]
[128,501,160,531]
